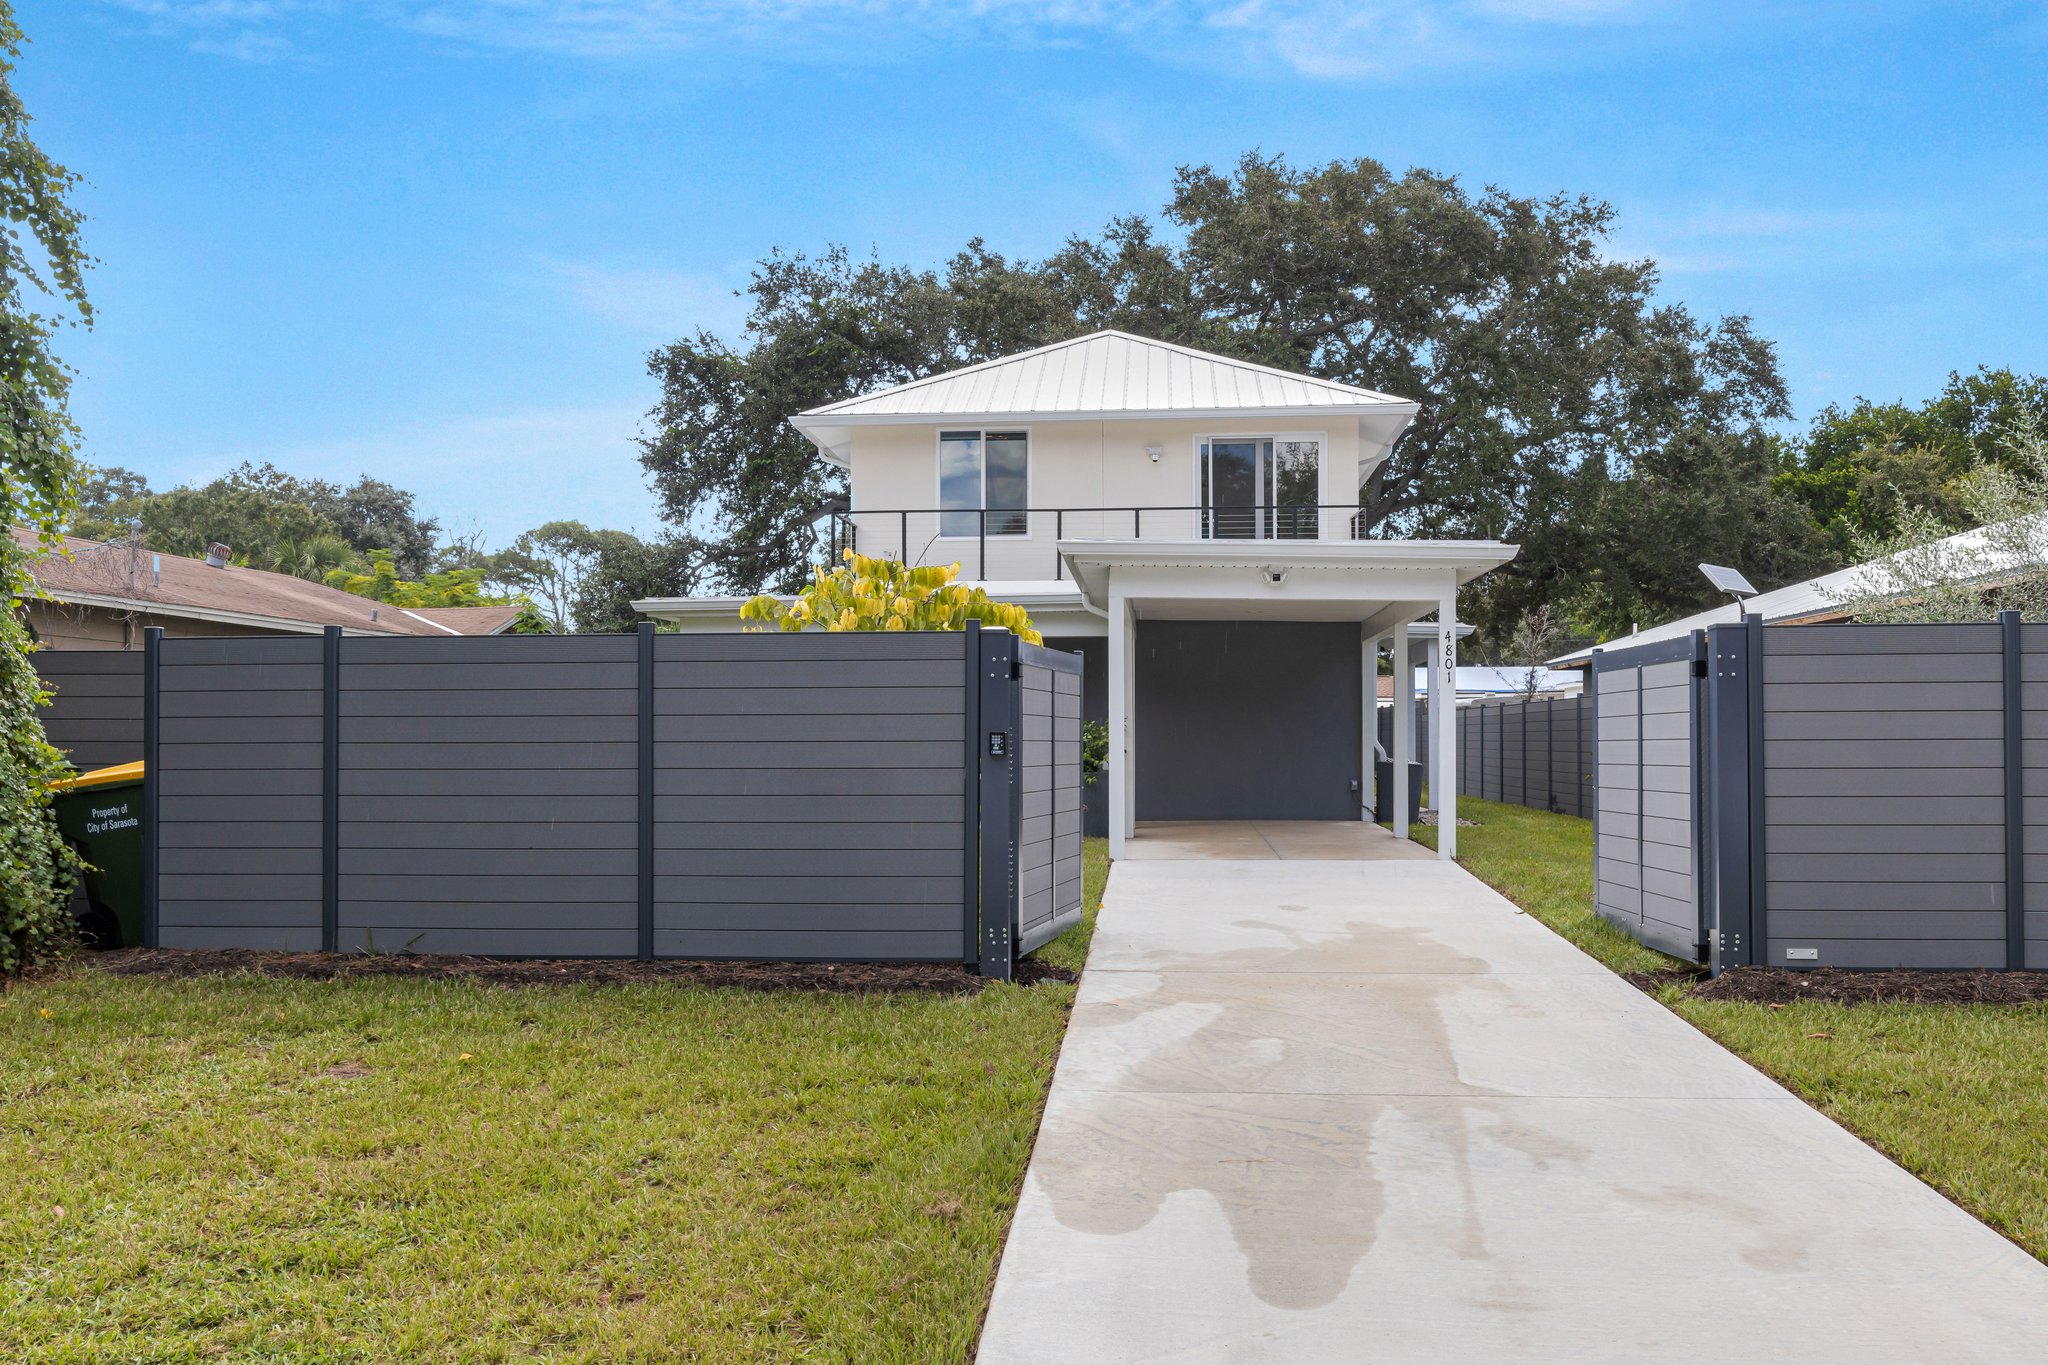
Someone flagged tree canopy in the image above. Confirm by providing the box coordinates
[1775,368,2048,559]
[115,461,444,580]
[1839,416,2048,625]
[640,152,1831,650]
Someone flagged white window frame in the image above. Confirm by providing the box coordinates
[935,426,1033,540]
[1189,431,1329,540]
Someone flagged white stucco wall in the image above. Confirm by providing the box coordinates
[842,419,1364,581]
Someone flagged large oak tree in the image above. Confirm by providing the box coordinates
[640,153,1832,648]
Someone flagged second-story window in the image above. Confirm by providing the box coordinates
[939,430,1029,537]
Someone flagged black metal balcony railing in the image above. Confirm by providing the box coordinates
[825,505,1377,582]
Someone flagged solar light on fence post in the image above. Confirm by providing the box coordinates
[1699,563,1759,619]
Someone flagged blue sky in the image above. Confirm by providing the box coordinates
[21,1,2048,547]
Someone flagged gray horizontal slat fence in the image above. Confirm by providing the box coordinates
[153,635,325,950]
[2024,627,2048,970]
[1765,624,2010,969]
[143,625,1081,976]
[33,649,144,772]
[649,630,970,962]
[339,633,640,957]
[1016,642,1085,955]
[1450,695,1592,819]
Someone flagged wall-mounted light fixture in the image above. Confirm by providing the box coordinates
[1145,444,1163,462]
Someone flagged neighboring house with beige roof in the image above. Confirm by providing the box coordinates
[12,529,530,649]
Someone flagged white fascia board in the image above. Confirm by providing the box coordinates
[794,402,1417,434]
[634,583,1090,619]
[25,587,403,636]
[1058,537,1517,579]
[1056,538,1517,616]
[632,594,752,621]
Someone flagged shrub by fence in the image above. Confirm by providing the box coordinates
[137,624,1079,979]
[1593,615,2048,973]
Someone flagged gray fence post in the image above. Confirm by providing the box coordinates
[1588,649,1601,884]
[1700,625,1752,970]
[637,622,656,962]
[321,625,340,953]
[1745,614,1768,966]
[142,626,162,950]
[1519,701,1529,809]
[962,620,982,966]
[2002,610,2025,971]
[977,627,1018,980]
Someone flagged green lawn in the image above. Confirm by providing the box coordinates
[1417,798,2048,1263]
[0,837,1109,1364]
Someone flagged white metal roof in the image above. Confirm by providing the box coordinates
[1547,513,2048,666]
[790,330,1419,478]
[801,329,1412,420]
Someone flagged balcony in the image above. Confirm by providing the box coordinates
[825,505,1379,583]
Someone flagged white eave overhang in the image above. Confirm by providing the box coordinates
[1056,538,1519,616]
[631,581,1092,624]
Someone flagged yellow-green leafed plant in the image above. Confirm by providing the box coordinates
[740,552,1043,644]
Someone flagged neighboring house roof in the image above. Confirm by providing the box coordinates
[1546,514,2046,667]
[1433,665,1582,695]
[791,329,1420,481]
[399,605,531,636]
[1378,667,1579,700]
[10,529,514,638]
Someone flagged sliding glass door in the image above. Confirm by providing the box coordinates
[1201,437,1322,540]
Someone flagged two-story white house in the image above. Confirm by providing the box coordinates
[635,330,1517,859]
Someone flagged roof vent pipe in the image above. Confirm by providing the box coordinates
[152,554,161,586]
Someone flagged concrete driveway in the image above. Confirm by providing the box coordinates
[978,846,2048,1363]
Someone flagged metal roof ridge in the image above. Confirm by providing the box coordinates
[800,329,1414,417]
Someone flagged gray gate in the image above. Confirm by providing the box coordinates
[1592,639,1700,961]
[1590,614,2048,974]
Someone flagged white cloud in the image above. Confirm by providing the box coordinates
[98,0,306,63]
[99,0,1664,78]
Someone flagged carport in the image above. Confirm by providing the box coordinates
[1058,539,1518,861]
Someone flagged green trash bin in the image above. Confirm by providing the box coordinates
[48,761,146,950]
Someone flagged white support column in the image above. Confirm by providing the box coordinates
[1435,588,1460,860]
[1391,620,1412,840]
[1422,632,1442,815]
[1361,631,1375,821]
[1124,598,1137,846]
[1108,585,1133,859]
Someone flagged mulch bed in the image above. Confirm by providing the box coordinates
[1689,965,2048,1006]
[66,948,1076,995]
